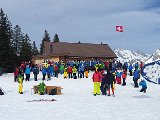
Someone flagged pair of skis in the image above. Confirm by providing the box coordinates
[27,99,57,102]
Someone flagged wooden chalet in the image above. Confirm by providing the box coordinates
[33,41,117,64]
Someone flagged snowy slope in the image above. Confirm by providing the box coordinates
[145,49,160,64]
[142,60,160,83]
[114,49,150,63]
[0,72,160,120]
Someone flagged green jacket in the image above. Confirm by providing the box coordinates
[38,82,46,92]
[59,65,64,71]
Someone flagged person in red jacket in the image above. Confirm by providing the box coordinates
[92,70,103,96]
[14,66,19,82]
[68,66,72,78]
[140,61,144,73]
[122,69,127,86]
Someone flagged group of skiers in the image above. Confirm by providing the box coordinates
[92,60,147,96]
[13,60,147,95]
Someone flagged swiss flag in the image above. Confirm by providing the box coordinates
[116,26,123,32]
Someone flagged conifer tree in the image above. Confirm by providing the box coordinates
[20,34,32,62]
[40,30,50,55]
[32,41,39,56]
[12,25,23,56]
[53,33,59,42]
[0,8,16,72]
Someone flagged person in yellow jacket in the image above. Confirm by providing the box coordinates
[72,66,77,79]
[64,67,68,79]
[18,74,23,94]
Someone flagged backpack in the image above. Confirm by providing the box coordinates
[49,88,57,95]
[0,89,4,95]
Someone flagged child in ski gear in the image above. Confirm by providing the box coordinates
[115,69,122,84]
[84,66,89,78]
[72,66,77,79]
[64,67,68,79]
[14,66,19,82]
[33,65,39,81]
[78,66,82,78]
[140,61,144,74]
[54,64,59,78]
[139,79,147,93]
[134,62,139,70]
[107,70,116,96]
[42,66,46,80]
[47,65,51,80]
[133,70,140,88]
[122,70,127,86]
[92,70,103,96]
[25,65,30,81]
[68,66,72,78]
[59,64,64,74]
[128,64,133,76]
[18,74,23,94]
[100,71,108,95]
[38,80,46,95]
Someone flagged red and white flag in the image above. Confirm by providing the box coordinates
[116,26,123,32]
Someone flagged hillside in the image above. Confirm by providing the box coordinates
[114,49,150,63]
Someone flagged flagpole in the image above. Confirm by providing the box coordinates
[116,26,124,50]
[122,32,124,50]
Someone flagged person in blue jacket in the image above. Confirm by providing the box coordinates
[46,65,51,80]
[25,65,30,81]
[33,64,39,81]
[128,64,133,76]
[133,70,140,88]
[139,79,147,93]
[42,66,46,80]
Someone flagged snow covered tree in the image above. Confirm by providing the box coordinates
[32,41,39,56]
[40,30,50,55]
[53,33,59,42]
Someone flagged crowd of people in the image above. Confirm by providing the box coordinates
[13,60,147,95]
[92,60,147,96]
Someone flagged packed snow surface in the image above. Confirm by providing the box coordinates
[0,72,160,120]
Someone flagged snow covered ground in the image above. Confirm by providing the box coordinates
[0,72,160,120]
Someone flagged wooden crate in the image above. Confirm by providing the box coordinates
[56,87,62,95]
[33,85,38,94]
[46,86,62,95]
[33,85,62,95]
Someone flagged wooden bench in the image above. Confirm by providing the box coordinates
[33,85,62,95]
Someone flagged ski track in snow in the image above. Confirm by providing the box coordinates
[0,72,160,120]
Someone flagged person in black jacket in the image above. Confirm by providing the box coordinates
[107,70,116,96]
[100,71,108,95]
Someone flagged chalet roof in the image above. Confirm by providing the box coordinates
[43,41,117,58]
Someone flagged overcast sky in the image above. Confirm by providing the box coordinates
[1,0,160,54]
